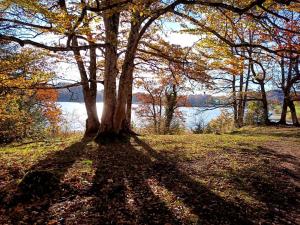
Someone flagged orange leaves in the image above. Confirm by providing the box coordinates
[36,89,58,102]
[0,44,61,142]
[35,89,61,125]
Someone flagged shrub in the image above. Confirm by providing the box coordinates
[191,117,206,134]
[245,101,265,125]
[205,110,234,134]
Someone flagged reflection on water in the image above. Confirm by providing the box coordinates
[58,102,222,131]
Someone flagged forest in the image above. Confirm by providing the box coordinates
[0,0,299,224]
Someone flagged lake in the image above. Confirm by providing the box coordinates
[58,102,222,131]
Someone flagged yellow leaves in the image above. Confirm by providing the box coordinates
[287,2,300,13]
[0,0,12,10]
[0,45,61,141]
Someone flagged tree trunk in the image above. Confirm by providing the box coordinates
[84,95,100,137]
[279,92,289,125]
[232,75,239,127]
[249,58,270,125]
[288,100,299,126]
[96,11,120,142]
[85,46,100,137]
[237,73,244,127]
[113,22,140,134]
[259,82,270,125]
[242,61,251,122]
[73,39,99,138]
[164,86,177,134]
[125,78,133,131]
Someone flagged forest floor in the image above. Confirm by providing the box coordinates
[0,126,299,225]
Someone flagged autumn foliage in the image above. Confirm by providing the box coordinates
[0,43,61,143]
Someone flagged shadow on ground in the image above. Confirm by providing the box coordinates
[3,141,88,224]
[230,126,300,138]
[3,136,300,225]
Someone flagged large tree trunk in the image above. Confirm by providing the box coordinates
[96,11,120,142]
[113,22,140,134]
[279,99,288,125]
[59,2,99,138]
[125,77,133,131]
[73,39,99,138]
[85,46,100,137]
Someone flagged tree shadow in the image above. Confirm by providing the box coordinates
[5,140,88,224]
[230,126,300,138]
[91,137,253,225]
[29,140,88,178]
[91,142,182,224]
[234,145,300,180]
[222,145,299,224]
[228,165,299,224]
[4,136,299,224]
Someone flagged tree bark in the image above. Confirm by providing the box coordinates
[259,81,270,125]
[125,77,133,131]
[96,11,120,142]
[73,38,99,138]
[288,100,299,126]
[249,59,270,125]
[164,85,177,134]
[113,21,140,134]
[237,73,244,127]
[232,75,239,127]
[242,61,251,123]
[279,95,289,125]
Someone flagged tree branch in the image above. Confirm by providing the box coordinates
[0,34,107,52]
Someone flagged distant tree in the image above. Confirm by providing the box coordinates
[135,79,164,134]
[135,40,208,134]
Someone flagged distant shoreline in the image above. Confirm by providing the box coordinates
[56,101,230,108]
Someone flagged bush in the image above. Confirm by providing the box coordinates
[205,110,234,134]
[245,101,265,125]
[191,117,206,134]
[168,119,187,135]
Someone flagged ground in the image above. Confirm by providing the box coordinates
[0,127,299,225]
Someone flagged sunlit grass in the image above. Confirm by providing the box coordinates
[0,135,81,170]
[0,126,298,224]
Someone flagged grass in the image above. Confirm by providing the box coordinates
[0,126,299,224]
[0,135,81,173]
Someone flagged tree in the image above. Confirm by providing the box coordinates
[273,19,300,126]
[97,0,299,140]
[135,79,164,134]
[1,0,298,142]
[176,1,299,126]
[0,42,61,143]
[134,38,208,134]
[0,0,106,137]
